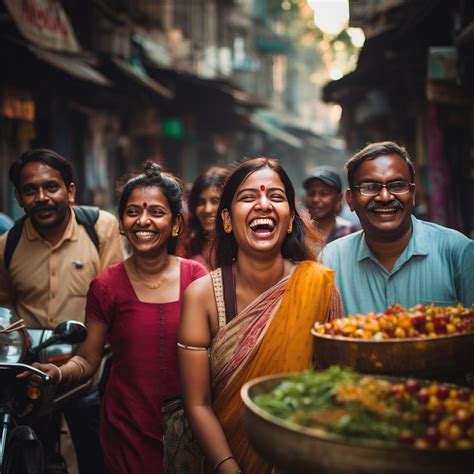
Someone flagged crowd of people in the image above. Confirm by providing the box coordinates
[1,142,472,474]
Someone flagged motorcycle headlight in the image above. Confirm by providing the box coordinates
[0,307,30,363]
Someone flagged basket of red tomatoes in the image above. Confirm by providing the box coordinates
[312,304,474,377]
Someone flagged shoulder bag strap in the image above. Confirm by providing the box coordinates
[210,268,226,329]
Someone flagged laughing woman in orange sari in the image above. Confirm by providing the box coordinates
[178,158,342,473]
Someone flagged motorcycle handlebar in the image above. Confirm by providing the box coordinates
[0,362,51,383]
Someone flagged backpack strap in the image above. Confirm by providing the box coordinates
[73,206,100,252]
[4,215,27,271]
[4,206,100,271]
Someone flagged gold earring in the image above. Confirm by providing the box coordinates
[287,221,293,234]
[172,228,179,237]
[119,227,125,235]
[223,222,232,234]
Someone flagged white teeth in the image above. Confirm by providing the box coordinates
[135,231,155,239]
[373,208,397,213]
[249,218,275,230]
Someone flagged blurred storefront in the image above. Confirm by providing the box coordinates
[1,0,342,216]
[323,0,474,236]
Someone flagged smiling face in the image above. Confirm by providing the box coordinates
[346,153,415,241]
[305,179,341,221]
[16,161,75,231]
[222,167,293,258]
[195,185,221,234]
[122,186,179,255]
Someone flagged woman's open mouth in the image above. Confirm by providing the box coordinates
[134,231,157,241]
[249,218,276,237]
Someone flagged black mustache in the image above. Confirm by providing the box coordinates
[31,204,56,213]
[366,200,403,211]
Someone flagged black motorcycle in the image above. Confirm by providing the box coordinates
[0,307,87,474]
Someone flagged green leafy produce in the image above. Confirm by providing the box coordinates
[253,367,474,448]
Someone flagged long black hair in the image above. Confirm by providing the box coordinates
[185,166,229,256]
[212,157,321,268]
[117,161,183,254]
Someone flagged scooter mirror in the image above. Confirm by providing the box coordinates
[53,321,87,344]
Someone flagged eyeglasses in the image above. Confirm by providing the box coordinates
[352,181,414,196]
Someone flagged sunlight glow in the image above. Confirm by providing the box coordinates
[308,0,349,35]
[347,27,365,48]
[329,68,343,80]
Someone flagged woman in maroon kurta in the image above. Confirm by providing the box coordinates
[87,258,206,472]
[27,162,207,473]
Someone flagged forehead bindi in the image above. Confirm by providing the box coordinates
[239,168,285,192]
[127,186,169,209]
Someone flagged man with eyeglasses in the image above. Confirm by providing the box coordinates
[321,141,473,316]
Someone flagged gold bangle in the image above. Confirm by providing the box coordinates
[177,342,209,351]
[213,455,234,472]
[48,363,62,384]
[69,358,86,379]
[63,365,73,385]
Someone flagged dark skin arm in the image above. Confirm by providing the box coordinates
[178,275,241,473]
[17,316,108,385]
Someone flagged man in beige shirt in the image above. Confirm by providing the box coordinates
[0,148,123,473]
[0,155,123,328]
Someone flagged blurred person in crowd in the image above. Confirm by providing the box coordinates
[0,148,123,473]
[321,141,474,316]
[0,211,13,234]
[303,167,359,243]
[21,162,207,474]
[180,166,229,269]
[177,157,342,473]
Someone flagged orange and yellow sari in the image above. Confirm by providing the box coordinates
[209,261,336,473]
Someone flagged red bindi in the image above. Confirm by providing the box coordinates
[260,185,265,191]
[142,202,148,209]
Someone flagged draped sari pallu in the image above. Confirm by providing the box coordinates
[210,261,335,473]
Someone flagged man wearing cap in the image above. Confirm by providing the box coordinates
[303,167,358,243]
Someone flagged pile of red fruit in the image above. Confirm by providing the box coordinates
[391,378,474,448]
[314,303,474,340]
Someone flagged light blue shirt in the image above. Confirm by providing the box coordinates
[321,216,474,315]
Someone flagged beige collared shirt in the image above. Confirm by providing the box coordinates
[0,209,124,328]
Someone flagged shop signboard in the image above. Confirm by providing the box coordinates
[5,0,80,53]
[0,87,35,121]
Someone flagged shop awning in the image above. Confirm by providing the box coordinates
[111,58,174,99]
[29,46,112,86]
[203,79,264,108]
[250,115,303,149]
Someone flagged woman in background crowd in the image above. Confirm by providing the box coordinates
[22,162,207,474]
[181,167,229,269]
[178,157,342,473]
